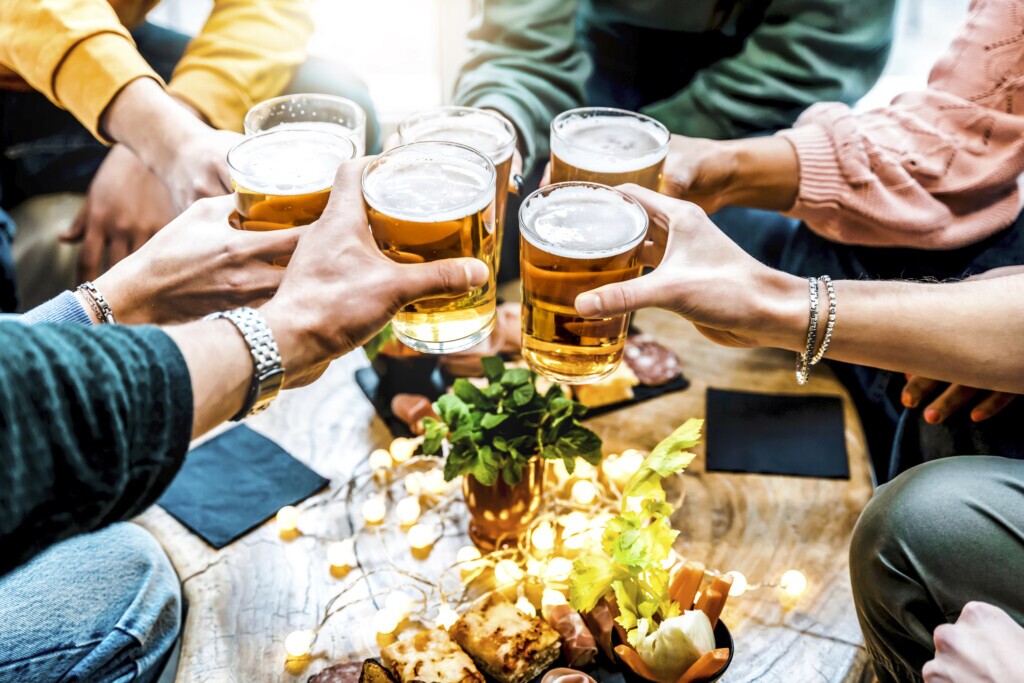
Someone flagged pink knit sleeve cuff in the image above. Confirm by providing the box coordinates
[776,124,848,216]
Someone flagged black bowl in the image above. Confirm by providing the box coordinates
[613,620,733,683]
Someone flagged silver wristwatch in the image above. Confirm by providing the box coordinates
[205,307,284,421]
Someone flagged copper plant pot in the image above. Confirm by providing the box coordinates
[463,457,544,551]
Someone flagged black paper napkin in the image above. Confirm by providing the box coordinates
[705,388,849,479]
[158,425,329,548]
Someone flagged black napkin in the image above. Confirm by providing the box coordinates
[705,388,849,479]
[158,425,329,548]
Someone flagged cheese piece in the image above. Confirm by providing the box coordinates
[573,362,639,408]
[380,628,484,683]
[451,595,562,683]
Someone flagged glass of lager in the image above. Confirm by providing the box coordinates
[519,182,648,383]
[227,129,355,231]
[362,141,498,354]
[549,108,670,190]
[245,94,368,156]
[399,107,517,272]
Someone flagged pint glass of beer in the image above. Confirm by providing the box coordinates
[549,108,670,190]
[519,182,648,383]
[245,94,368,156]
[362,142,498,354]
[227,129,355,231]
[399,107,516,272]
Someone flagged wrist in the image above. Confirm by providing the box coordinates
[259,301,322,386]
[719,137,799,211]
[751,269,808,351]
[94,260,149,324]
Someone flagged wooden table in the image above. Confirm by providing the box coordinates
[138,306,874,682]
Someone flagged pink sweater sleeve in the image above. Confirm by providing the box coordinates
[777,0,1024,249]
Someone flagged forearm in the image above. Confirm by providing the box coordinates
[715,137,800,212]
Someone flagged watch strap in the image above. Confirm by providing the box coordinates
[205,307,284,421]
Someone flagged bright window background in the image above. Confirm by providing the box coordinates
[150,0,972,126]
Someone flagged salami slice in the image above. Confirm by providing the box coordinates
[307,661,363,683]
[623,335,682,386]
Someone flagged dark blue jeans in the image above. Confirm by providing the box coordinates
[0,22,381,312]
[712,207,1024,482]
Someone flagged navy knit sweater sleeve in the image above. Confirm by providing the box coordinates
[0,322,194,575]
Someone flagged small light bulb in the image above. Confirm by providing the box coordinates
[780,569,807,597]
[436,605,459,630]
[327,539,356,568]
[725,571,748,597]
[515,596,537,617]
[374,607,403,635]
[389,437,416,464]
[385,591,416,619]
[494,559,524,585]
[544,556,574,583]
[422,469,447,495]
[526,558,544,576]
[369,448,393,470]
[395,496,421,525]
[284,629,314,658]
[573,460,597,480]
[531,522,555,552]
[571,480,598,505]
[276,506,300,533]
[408,523,434,550]
[404,472,423,495]
[552,459,571,482]
[362,495,387,525]
[542,588,568,607]
[456,545,482,570]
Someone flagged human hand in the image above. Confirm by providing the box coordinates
[94,195,303,325]
[260,158,490,388]
[901,376,1016,423]
[158,126,240,212]
[62,144,176,281]
[923,602,1024,682]
[573,186,806,350]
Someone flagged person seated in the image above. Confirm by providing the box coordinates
[572,185,1024,683]
[0,0,380,312]
[0,158,489,681]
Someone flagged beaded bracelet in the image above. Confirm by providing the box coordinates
[795,277,819,385]
[77,281,117,325]
[809,275,836,366]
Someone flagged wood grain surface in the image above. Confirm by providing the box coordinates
[138,305,874,683]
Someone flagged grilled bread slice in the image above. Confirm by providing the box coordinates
[380,628,484,683]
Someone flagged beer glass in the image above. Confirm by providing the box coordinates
[227,129,355,231]
[549,108,670,190]
[244,94,368,156]
[362,141,498,354]
[399,107,517,272]
[519,182,648,383]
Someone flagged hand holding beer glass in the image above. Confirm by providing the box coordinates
[227,129,355,231]
[520,182,648,383]
[362,142,498,354]
[549,108,670,190]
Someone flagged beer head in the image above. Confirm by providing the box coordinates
[245,93,367,156]
[550,107,669,176]
[399,106,516,164]
[228,128,355,197]
[362,141,496,224]
[520,182,649,259]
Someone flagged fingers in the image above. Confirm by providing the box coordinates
[62,206,87,243]
[320,156,375,225]
[575,272,664,318]
[970,391,1016,422]
[923,384,979,425]
[539,161,551,188]
[396,258,489,303]
[616,183,701,231]
[77,221,105,282]
[107,234,131,269]
[901,376,941,409]
[235,224,308,264]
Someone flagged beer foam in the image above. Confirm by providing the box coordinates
[265,121,363,155]
[551,113,668,173]
[229,130,353,194]
[402,112,515,162]
[363,151,495,222]
[520,185,648,258]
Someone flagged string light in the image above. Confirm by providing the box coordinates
[404,472,423,495]
[573,460,597,480]
[542,588,568,607]
[725,571,748,597]
[362,495,387,525]
[571,480,598,506]
[368,448,393,471]
[327,539,356,569]
[780,569,808,597]
[276,506,300,533]
[515,596,537,617]
[456,545,483,573]
[408,523,435,551]
[526,558,544,576]
[284,630,314,659]
[544,556,573,583]
[385,591,416,619]
[395,496,421,525]
[531,522,555,552]
[494,559,524,585]
[436,605,459,630]
[389,437,416,464]
[421,469,447,496]
[374,607,404,635]
[602,449,644,490]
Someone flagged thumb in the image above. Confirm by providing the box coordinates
[396,258,489,303]
[575,272,667,318]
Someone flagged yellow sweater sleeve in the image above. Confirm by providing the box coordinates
[167,0,314,132]
[0,0,162,141]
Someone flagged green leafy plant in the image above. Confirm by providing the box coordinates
[362,323,395,362]
[421,357,602,486]
[569,419,703,647]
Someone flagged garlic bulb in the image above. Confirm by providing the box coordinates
[636,610,715,682]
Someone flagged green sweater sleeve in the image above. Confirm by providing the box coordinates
[0,322,193,575]
[642,0,897,139]
[453,0,589,172]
